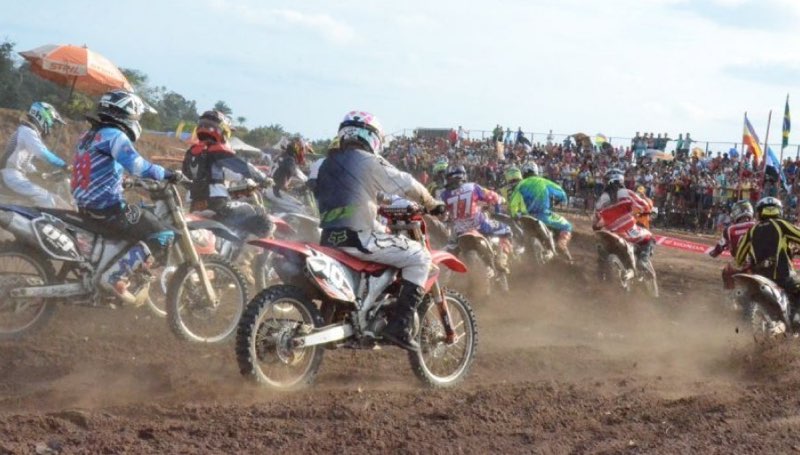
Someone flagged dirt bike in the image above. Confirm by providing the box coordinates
[236,197,477,390]
[493,213,556,267]
[595,230,659,298]
[0,177,248,343]
[0,169,74,209]
[733,273,799,340]
[447,227,511,299]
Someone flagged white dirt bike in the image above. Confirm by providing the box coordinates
[0,176,248,343]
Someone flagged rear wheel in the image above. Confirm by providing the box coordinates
[0,242,56,340]
[464,250,491,299]
[607,254,630,293]
[409,289,478,388]
[236,285,324,390]
[747,302,785,342]
[166,255,248,343]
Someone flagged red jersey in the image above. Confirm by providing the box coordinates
[709,220,756,258]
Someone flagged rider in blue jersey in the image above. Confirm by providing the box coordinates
[72,90,178,303]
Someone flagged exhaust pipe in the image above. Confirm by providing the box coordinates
[0,211,38,245]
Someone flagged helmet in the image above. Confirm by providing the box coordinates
[756,197,783,219]
[286,136,308,165]
[96,90,156,142]
[604,168,624,185]
[433,159,449,175]
[730,200,754,223]
[446,165,467,187]
[196,110,233,144]
[505,166,522,183]
[521,162,539,177]
[337,111,385,155]
[636,185,646,195]
[27,102,64,137]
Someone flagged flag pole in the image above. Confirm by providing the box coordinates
[781,94,789,164]
[737,112,748,199]
[760,110,773,193]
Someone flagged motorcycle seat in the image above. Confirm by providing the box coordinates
[38,208,127,239]
[309,244,390,274]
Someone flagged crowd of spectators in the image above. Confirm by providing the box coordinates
[384,130,800,234]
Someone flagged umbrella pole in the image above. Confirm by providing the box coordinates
[67,76,77,102]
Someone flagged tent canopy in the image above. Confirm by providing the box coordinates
[229,137,261,153]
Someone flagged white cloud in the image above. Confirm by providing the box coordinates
[208,0,355,44]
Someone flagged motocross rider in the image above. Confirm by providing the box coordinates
[508,162,573,262]
[315,111,445,352]
[735,197,800,309]
[500,166,522,206]
[593,168,655,277]
[1,102,69,207]
[182,110,273,239]
[71,90,179,304]
[708,200,755,289]
[267,135,310,214]
[440,164,512,273]
[426,159,449,199]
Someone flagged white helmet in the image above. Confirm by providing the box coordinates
[96,90,157,142]
[337,111,385,155]
[521,162,539,177]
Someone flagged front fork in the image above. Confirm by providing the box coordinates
[430,281,456,343]
[170,189,218,305]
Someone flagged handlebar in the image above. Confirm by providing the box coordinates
[123,174,193,193]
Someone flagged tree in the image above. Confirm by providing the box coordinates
[213,100,232,117]
[242,124,288,149]
[236,116,247,127]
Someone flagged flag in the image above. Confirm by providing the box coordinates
[783,94,791,150]
[766,146,790,191]
[743,113,764,163]
[175,121,185,139]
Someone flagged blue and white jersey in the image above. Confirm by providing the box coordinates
[72,126,166,210]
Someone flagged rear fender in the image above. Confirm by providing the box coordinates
[431,249,467,273]
[733,274,791,325]
[187,219,240,243]
[268,214,295,236]
[596,230,635,271]
[520,216,556,251]
[457,232,493,259]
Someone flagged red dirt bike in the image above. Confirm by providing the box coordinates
[236,197,478,390]
[595,230,658,298]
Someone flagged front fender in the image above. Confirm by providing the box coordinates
[431,249,467,273]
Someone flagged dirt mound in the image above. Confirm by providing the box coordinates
[2,216,800,452]
[0,107,187,163]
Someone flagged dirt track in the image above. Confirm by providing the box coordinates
[2,218,800,454]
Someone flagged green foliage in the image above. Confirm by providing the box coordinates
[0,39,306,147]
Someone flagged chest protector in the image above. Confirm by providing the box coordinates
[183,142,232,202]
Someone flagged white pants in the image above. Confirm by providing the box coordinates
[340,231,431,287]
[1,169,57,208]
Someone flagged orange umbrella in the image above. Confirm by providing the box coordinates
[19,44,132,97]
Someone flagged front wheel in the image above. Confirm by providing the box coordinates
[166,255,248,343]
[409,289,478,388]
[235,285,324,390]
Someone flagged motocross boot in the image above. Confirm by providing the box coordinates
[383,279,424,352]
[556,231,574,264]
[99,242,153,307]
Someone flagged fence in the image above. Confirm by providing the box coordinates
[388,128,800,160]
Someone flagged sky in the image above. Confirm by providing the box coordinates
[3,0,800,149]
